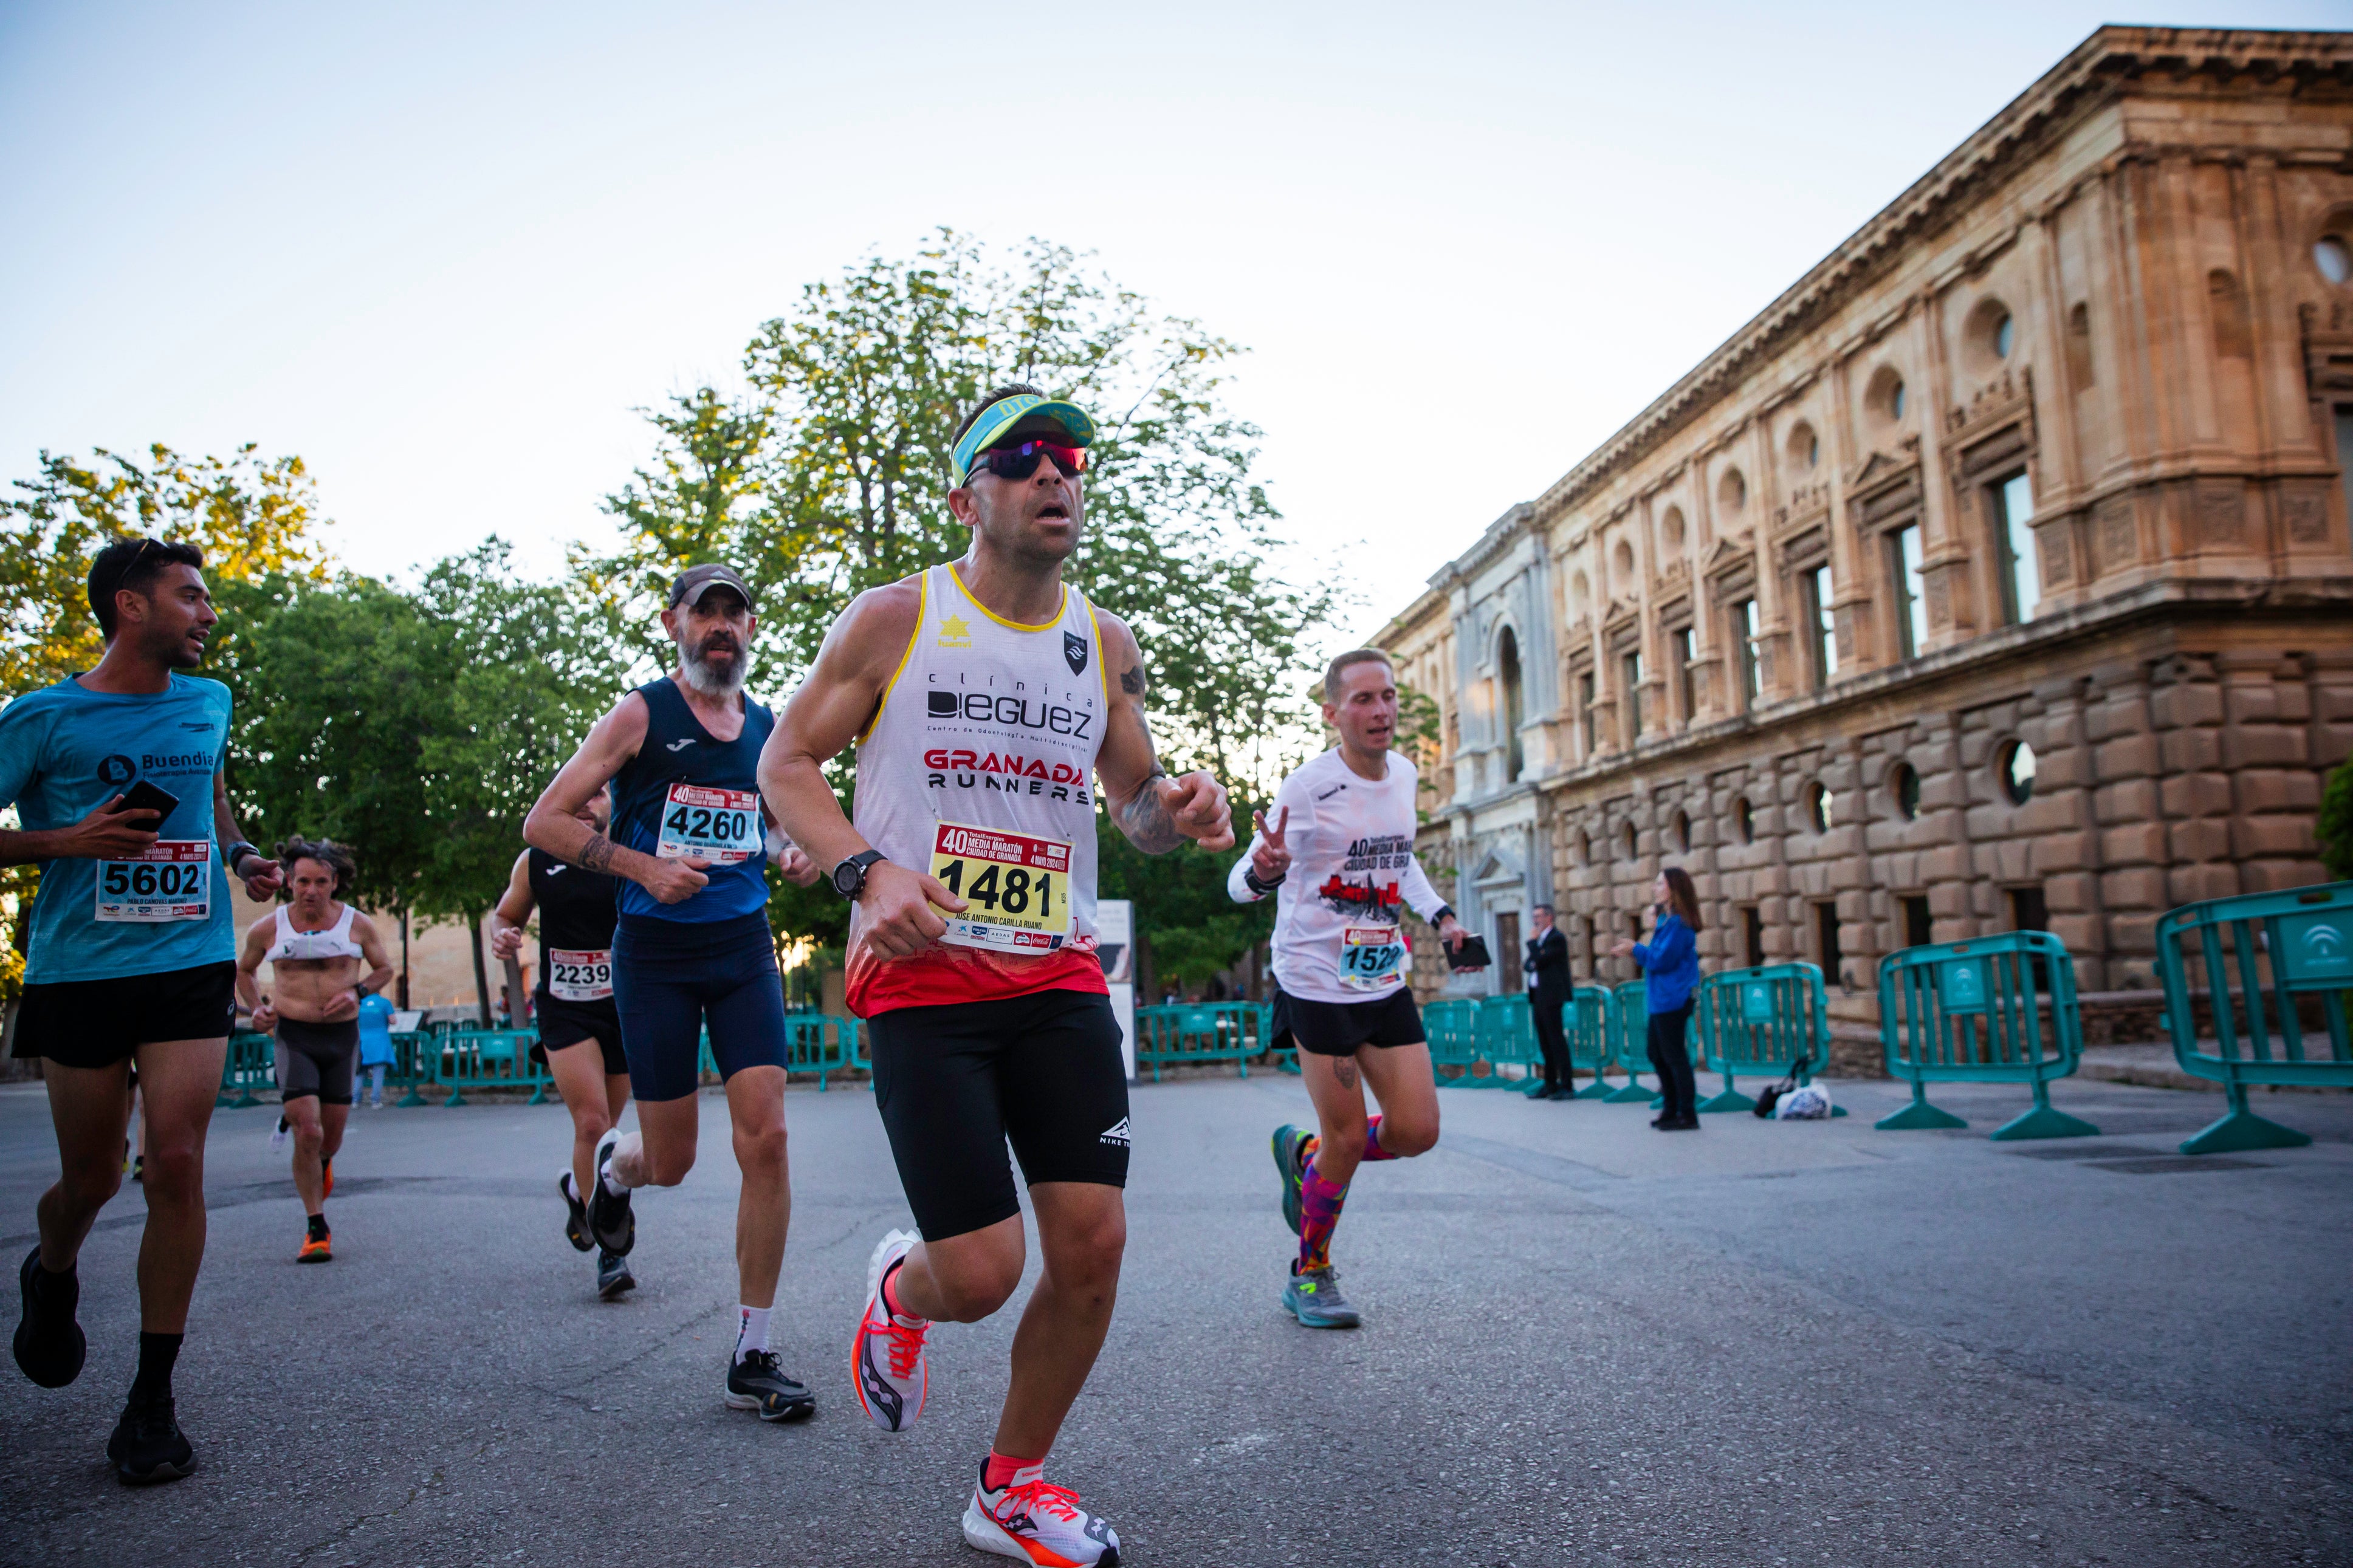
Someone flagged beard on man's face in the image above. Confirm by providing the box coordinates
[678,627,748,696]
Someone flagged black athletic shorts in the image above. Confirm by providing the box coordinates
[864,987,1130,1242]
[1271,984,1427,1057]
[276,1016,360,1106]
[11,960,238,1070]
[532,998,628,1077]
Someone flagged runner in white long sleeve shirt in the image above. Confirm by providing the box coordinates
[1228,650,1480,1328]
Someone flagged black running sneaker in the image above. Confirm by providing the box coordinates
[586,1129,634,1257]
[596,1250,635,1301]
[13,1245,85,1389]
[107,1395,194,1484]
[724,1349,814,1422]
[558,1172,593,1253]
[1271,1125,1312,1238]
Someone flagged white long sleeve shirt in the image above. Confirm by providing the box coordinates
[1227,747,1450,1005]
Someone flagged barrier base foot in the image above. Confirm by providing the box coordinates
[1989,1104,2099,1141]
[1697,1090,1756,1114]
[2179,1109,2309,1156]
[1830,1104,1849,1117]
[444,1089,467,1108]
[1648,1094,1666,1110]
[396,1089,424,1108]
[1601,1084,1649,1103]
[1572,1081,1612,1100]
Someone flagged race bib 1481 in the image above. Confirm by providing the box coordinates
[656,783,761,864]
[96,840,213,923]
[929,820,1074,953]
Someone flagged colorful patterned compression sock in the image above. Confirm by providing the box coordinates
[1361,1113,1400,1162]
[1297,1160,1348,1273]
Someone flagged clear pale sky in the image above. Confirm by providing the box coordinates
[2,3,2338,647]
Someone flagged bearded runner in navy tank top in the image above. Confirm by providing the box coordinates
[610,677,775,924]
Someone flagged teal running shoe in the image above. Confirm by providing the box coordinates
[1282,1264,1359,1329]
[1271,1125,1312,1236]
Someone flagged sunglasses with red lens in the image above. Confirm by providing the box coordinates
[970,440,1086,483]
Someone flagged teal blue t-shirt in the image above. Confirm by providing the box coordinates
[0,674,237,984]
[357,991,397,1066]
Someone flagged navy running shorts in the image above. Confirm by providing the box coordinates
[864,987,1130,1242]
[611,912,786,1102]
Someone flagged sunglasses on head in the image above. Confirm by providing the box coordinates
[969,439,1086,484]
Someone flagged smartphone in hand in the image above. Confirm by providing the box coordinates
[119,778,180,823]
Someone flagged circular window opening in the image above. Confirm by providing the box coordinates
[1735,796,1755,844]
[1787,421,1818,472]
[2317,235,2352,287]
[1999,739,2037,806]
[1620,821,1638,859]
[1571,570,1590,614]
[1613,539,1635,584]
[1866,365,1907,428]
[1804,781,1834,834]
[1890,380,1907,420]
[1717,469,1746,516]
[1892,761,1922,821]
[1995,312,2014,358]
[1661,506,1686,549]
[1674,809,1692,852]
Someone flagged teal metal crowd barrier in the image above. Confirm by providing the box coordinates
[1133,1002,1273,1081]
[1875,931,2096,1140]
[1560,986,1611,1098]
[1612,981,1661,1106]
[2155,880,2353,1155]
[215,1030,275,1108]
[1691,962,1846,1115]
[785,1014,858,1090]
[1467,993,1540,1090]
[436,1028,546,1106]
[388,1029,433,1107]
[1425,998,1482,1084]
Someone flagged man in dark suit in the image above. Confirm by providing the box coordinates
[1525,903,1574,1099]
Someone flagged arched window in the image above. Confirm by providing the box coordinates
[1498,627,1525,783]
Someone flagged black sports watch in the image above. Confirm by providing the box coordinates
[831,850,886,900]
[223,841,261,877]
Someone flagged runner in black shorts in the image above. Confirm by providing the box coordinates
[523,562,823,1423]
[763,384,1235,1564]
[1230,651,1481,1329]
[237,838,393,1264]
[1,537,284,1483]
[489,787,634,1299]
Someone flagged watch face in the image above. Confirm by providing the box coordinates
[833,862,860,897]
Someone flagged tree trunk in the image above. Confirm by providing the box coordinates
[469,911,492,1027]
[398,908,411,1009]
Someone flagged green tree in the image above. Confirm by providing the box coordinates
[2320,752,2353,883]
[0,443,332,696]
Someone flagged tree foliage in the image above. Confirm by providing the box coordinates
[2321,751,2353,883]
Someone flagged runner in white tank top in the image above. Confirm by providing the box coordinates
[1229,651,1477,1331]
[760,385,1235,1566]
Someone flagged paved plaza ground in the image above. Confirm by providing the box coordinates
[0,1067,2347,1568]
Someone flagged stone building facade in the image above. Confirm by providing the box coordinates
[1381,26,2353,1059]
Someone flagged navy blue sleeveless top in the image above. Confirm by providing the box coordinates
[610,678,774,925]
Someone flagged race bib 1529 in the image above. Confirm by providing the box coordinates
[929,820,1074,954]
[656,783,761,864]
[1339,923,1406,991]
[96,840,213,923]
[546,947,614,1002]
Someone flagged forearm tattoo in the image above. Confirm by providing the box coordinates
[575,835,617,874]
[1115,766,1184,854]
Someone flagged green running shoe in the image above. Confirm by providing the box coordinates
[1271,1125,1312,1236]
[1282,1264,1359,1329]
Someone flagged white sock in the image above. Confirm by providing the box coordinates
[733,1305,770,1365]
[600,1131,641,1195]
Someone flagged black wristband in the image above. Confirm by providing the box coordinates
[224,841,260,875]
[1432,905,1456,926]
[1243,866,1285,897]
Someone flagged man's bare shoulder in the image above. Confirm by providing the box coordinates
[826,576,925,673]
[1090,607,1143,690]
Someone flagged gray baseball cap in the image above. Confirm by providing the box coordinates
[668,563,755,611]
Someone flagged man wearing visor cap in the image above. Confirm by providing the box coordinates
[763,383,1235,1564]
[525,559,825,1426]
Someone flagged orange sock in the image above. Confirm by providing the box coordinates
[983,1450,1044,1491]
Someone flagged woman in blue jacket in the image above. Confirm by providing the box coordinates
[1613,866,1704,1131]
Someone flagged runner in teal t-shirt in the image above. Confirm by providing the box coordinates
[0,538,282,1485]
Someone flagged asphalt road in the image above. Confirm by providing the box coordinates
[0,1068,2347,1568]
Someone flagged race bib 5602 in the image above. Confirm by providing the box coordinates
[929,820,1074,953]
[1338,923,1406,991]
[546,947,613,1002]
[96,841,213,923]
[656,783,761,864]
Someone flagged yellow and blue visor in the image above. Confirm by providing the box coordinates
[952,392,1096,485]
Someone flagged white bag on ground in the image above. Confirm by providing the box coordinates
[1774,1083,1832,1120]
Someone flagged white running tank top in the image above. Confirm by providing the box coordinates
[265,903,365,964]
[850,564,1108,1007]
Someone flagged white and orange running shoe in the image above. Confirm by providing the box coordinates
[961,1463,1122,1566]
[852,1228,928,1431]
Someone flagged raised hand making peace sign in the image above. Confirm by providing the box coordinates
[1250,806,1291,884]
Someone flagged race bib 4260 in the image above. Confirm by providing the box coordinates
[929,820,1074,953]
[96,841,213,923]
[1339,923,1406,991]
[656,784,761,864]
